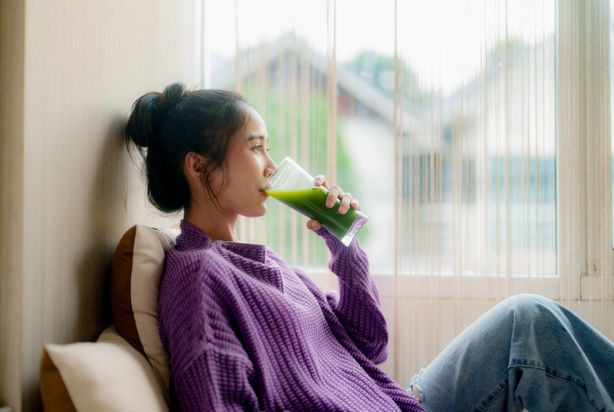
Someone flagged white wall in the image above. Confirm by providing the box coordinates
[0,1,197,410]
[0,0,26,409]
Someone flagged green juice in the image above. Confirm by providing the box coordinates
[265,187,368,246]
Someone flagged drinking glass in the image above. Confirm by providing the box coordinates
[265,157,368,246]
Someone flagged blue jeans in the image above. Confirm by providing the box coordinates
[408,294,614,411]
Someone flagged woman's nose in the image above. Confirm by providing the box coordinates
[265,165,276,178]
[266,159,277,177]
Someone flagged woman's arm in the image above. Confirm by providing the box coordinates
[298,227,389,364]
[172,344,260,412]
[159,260,260,411]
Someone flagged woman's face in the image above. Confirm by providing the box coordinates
[211,106,277,218]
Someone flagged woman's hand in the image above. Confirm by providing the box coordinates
[306,174,361,231]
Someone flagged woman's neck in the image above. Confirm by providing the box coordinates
[184,207,237,242]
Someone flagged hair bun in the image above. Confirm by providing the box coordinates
[125,83,187,148]
[158,83,187,117]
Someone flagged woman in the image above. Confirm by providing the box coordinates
[125,83,614,411]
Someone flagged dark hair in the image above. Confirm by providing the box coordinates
[125,83,249,213]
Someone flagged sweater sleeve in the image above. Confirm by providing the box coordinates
[159,259,260,412]
[172,345,260,412]
[307,227,389,364]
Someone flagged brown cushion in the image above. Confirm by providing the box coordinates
[111,226,143,353]
[40,350,77,412]
[109,225,179,404]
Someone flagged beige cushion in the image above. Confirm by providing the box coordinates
[110,225,179,403]
[41,325,169,412]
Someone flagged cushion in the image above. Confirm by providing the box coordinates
[40,325,169,412]
[40,350,77,412]
[110,225,180,404]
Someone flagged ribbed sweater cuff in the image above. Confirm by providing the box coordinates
[315,227,370,286]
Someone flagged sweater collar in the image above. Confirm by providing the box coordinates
[176,220,213,250]
[176,219,268,263]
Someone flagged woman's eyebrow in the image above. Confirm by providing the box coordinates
[245,133,268,142]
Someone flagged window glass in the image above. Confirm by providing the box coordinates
[203,0,557,275]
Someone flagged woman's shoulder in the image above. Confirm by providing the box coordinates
[158,246,231,318]
[164,243,228,281]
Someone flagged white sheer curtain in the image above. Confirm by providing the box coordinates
[201,0,614,384]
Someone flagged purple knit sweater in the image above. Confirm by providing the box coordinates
[158,220,424,412]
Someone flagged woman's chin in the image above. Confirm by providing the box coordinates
[243,204,268,218]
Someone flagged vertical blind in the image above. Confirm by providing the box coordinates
[201,0,613,383]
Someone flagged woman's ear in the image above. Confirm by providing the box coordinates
[183,152,207,181]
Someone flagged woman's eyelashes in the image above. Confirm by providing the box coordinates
[252,144,269,153]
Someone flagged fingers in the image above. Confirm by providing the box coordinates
[338,193,352,214]
[313,175,361,214]
[314,174,329,189]
[306,219,322,231]
[326,185,342,208]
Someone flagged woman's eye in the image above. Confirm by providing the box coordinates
[253,145,266,152]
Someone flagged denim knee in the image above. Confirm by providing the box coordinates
[498,293,553,315]
[492,294,565,339]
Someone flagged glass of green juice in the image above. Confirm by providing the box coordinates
[265,157,368,246]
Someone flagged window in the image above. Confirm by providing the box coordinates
[199,1,613,300]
